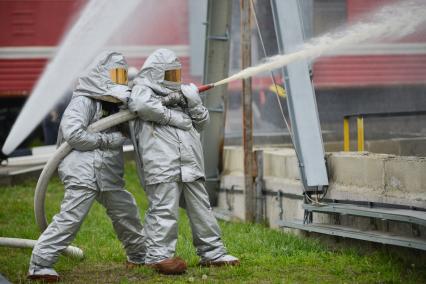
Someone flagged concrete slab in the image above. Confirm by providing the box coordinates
[222,146,244,176]
[385,156,426,194]
[263,148,300,180]
[327,152,387,190]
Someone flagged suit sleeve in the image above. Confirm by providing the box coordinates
[188,104,210,132]
[127,85,172,125]
[60,96,114,151]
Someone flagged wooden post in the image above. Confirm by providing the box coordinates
[241,0,255,222]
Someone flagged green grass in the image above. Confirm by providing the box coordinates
[0,161,425,283]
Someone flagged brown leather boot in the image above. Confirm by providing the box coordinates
[146,257,187,275]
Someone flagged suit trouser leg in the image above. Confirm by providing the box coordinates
[30,187,97,267]
[143,182,181,264]
[182,180,227,262]
[97,190,145,263]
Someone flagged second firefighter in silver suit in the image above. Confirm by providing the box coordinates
[127,48,239,274]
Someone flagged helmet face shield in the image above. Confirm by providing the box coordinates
[110,68,128,85]
[164,69,181,83]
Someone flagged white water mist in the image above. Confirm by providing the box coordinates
[2,0,142,155]
[215,0,426,86]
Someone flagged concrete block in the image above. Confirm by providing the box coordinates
[265,194,304,229]
[222,146,244,175]
[327,152,387,190]
[263,148,300,180]
[217,191,245,221]
[384,156,426,194]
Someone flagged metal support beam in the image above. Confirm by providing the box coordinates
[272,0,328,190]
[241,0,255,222]
[201,0,232,205]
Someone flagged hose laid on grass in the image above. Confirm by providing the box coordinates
[0,237,84,259]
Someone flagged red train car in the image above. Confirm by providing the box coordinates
[0,0,196,150]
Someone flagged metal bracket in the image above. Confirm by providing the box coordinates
[207,28,229,41]
[225,185,236,211]
[275,190,284,221]
[255,150,265,223]
[303,193,313,224]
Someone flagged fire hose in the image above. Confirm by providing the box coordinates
[0,237,83,259]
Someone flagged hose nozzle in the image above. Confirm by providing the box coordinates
[197,84,215,93]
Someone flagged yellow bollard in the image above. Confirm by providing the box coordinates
[343,117,350,152]
[357,116,364,152]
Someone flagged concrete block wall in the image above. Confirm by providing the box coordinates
[217,146,426,241]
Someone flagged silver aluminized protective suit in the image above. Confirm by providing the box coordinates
[29,52,145,275]
[128,48,227,264]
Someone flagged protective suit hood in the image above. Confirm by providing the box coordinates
[74,51,130,103]
[133,48,182,96]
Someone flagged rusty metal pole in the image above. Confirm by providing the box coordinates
[241,0,255,222]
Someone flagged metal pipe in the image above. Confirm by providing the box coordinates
[343,117,350,152]
[0,237,84,259]
[357,116,364,152]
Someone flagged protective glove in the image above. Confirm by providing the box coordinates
[100,132,127,150]
[162,92,187,107]
[181,83,202,108]
[168,109,193,131]
[105,84,131,105]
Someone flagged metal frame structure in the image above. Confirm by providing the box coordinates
[278,220,426,251]
[271,0,328,191]
[303,203,426,227]
[201,0,232,205]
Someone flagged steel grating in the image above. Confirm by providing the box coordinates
[278,220,426,251]
[303,203,426,227]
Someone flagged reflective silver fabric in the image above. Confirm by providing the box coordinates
[128,49,209,185]
[74,51,131,103]
[57,51,131,191]
[28,265,59,278]
[29,51,145,271]
[31,187,145,267]
[128,49,227,263]
[143,181,226,264]
[57,96,127,191]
